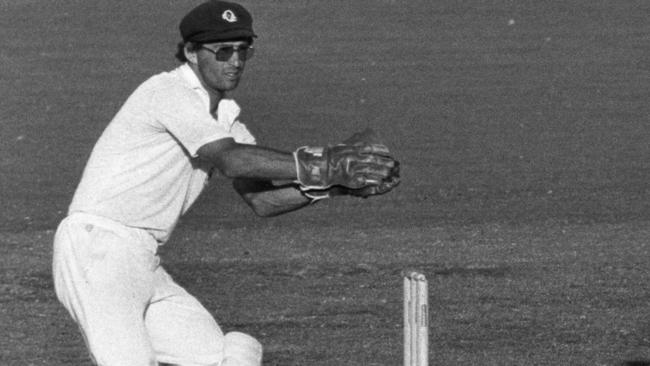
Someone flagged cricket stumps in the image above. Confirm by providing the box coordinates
[403,270,429,366]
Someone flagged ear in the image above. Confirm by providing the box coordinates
[184,43,198,64]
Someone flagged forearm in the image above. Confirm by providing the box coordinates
[198,139,297,180]
[233,178,312,217]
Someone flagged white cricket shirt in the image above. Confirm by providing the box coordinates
[69,64,256,243]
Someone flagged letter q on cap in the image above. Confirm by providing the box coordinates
[222,9,237,22]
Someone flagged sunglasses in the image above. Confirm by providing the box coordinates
[200,45,254,62]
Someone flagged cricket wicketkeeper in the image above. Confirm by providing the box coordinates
[52,1,400,365]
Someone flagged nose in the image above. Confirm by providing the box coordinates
[228,50,244,67]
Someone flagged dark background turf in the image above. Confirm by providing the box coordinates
[2,0,649,232]
[1,0,649,365]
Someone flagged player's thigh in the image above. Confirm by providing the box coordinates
[53,218,159,365]
[146,269,225,366]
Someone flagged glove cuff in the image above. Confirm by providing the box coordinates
[294,146,330,190]
[301,189,331,204]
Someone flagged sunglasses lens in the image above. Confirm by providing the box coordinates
[213,46,254,61]
[214,47,233,61]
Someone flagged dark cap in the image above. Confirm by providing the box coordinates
[180,0,256,43]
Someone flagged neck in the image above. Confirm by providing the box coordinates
[208,93,223,115]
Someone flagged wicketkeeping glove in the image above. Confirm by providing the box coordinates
[338,128,401,198]
[294,136,397,191]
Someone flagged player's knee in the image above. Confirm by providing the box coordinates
[220,332,263,366]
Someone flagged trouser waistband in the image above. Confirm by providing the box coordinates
[65,212,159,253]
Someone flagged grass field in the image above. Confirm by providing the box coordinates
[1,0,649,365]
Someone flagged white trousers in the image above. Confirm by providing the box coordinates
[52,213,225,366]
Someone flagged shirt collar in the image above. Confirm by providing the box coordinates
[178,63,204,92]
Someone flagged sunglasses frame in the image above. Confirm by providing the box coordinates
[200,44,254,62]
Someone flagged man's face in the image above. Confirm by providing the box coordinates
[193,40,252,93]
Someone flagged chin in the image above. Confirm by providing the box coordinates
[217,81,240,92]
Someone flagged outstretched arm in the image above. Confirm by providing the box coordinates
[196,134,399,216]
[197,137,311,216]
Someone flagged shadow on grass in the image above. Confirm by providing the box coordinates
[623,361,650,366]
